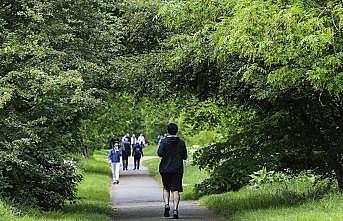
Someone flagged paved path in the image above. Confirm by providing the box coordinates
[110,156,225,220]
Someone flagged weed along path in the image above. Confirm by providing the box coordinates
[110,156,224,220]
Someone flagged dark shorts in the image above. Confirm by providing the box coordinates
[160,172,183,192]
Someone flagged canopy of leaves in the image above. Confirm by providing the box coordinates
[0,0,123,209]
[154,0,343,192]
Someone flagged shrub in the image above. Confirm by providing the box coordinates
[249,167,291,188]
[194,159,255,195]
[0,146,82,210]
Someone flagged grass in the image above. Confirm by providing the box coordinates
[0,150,112,221]
[143,145,209,200]
[202,181,343,221]
[144,144,343,221]
[142,145,158,156]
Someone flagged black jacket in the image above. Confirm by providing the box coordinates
[132,143,143,158]
[157,136,187,173]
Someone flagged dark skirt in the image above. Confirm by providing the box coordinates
[160,172,183,192]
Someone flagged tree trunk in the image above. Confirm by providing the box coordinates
[327,151,343,192]
[333,165,343,192]
[80,147,90,157]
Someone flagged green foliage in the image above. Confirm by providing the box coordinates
[0,0,121,210]
[0,143,82,210]
[187,130,222,146]
[0,150,112,220]
[160,0,343,95]
[118,0,170,54]
[249,167,290,188]
[80,151,112,176]
[138,97,184,143]
[1,0,342,213]
[156,0,343,192]
[202,176,340,221]
[142,145,158,156]
[0,69,89,209]
[176,98,222,136]
[81,94,140,151]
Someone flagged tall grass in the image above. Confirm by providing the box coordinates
[142,145,158,156]
[0,150,112,221]
[202,180,343,221]
[144,143,343,221]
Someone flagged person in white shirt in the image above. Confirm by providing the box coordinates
[131,134,137,148]
[122,133,130,142]
[137,133,146,148]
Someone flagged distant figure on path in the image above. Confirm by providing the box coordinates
[157,123,187,219]
[137,133,146,148]
[131,134,137,148]
[121,136,131,170]
[108,139,122,184]
[132,143,143,170]
[121,133,130,142]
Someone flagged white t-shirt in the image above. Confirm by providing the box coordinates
[131,136,137,145]
[137,135,145,145]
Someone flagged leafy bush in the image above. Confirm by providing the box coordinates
[249,167,290,188]
[187,129,223,146]
[156,0,343,192]
[194,158,256,195]
[248,168,333,199]
[0,147,82,210]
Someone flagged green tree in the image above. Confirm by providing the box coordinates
[156,0,343,192]
[0,0,123,209]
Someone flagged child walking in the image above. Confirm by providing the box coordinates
[108,139,122,184]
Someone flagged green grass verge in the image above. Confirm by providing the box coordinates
[0,150,112,221]
[143,145,158,156]
[144,157,208,200]
[144,145,343,221]
[202,182,343,221]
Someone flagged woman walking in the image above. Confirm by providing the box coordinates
[132,142,143,170]
[121,136,131,170]
[108,139,122,184]
[157,123,187,219]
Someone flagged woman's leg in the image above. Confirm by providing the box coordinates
[111,163,115,181]
[137,156,141,170]
[125,155,129,169]
[115,162,120,181]
[172,191,180,210]
[122,155,126,170]
[163,188,170,205]
[163,188,171,217]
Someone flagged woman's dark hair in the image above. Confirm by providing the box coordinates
[167,123,178,135]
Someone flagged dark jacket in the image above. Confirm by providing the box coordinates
[108,148,122,163]
[157,136,187,173]
[132,143,143,158]
[121,141,131,157]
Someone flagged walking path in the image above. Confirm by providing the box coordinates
[110,156,225,220]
